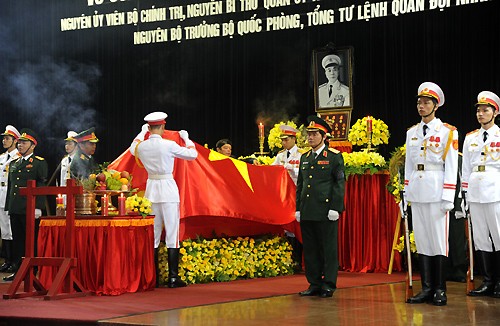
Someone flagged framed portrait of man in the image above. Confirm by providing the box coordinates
[313,47,353,111]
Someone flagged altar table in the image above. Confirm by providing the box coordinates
[37,215,155,295]
[338,172,402,273]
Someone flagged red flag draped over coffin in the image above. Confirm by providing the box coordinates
[108,130,300,240]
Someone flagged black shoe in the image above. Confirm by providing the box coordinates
[167,277,187,288]
[0,262,12,273]
[319,288,335,298]
[407,290,433,304]
[3,273,15,282]
[432,289,447,306]
[468,281,494,297]
[492,282,500,298]
[299,287,321,296]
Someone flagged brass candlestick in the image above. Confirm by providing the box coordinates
[255,136,269,156]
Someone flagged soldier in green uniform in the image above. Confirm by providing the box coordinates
[70,127,99,179]
[3,129,48,281]
[296,116,346,298]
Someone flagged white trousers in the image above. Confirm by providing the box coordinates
[0,209,12,240]
[152,202,180,249]
[469,202,500,252]
[411,202,449,256]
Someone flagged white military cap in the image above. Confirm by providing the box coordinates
[322,55,342,69]
[417,82,445,107]
[1,125,21,139]
[279,125,298,139]
[65,131,78,141]
[144,111,168,125]
[475,91,500,112]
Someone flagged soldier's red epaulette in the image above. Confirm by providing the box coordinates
[34,156,45,161]
[443,123,457,131]
[328,148,340,154]
[407,123,418,131]
[466,129,479,136]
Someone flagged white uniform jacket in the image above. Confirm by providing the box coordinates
[0,149,20,208]
[130,134,197,203]
[59,153,76,187]
[271,145,302,185]
[318,80,350,107]
[404,118,458,203]
[462,125,500,203]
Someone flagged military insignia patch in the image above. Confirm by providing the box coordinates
[452,139,458,150]
[318,161,329,165]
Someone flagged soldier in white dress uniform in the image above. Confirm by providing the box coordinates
[318,54,350,108]
[0,125,21,273]
[130,112,198,288]
[404,82,459,306]
[462,91,500,298]
[59,131,78,205]
[272,125,304,270]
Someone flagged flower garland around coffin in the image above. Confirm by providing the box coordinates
[157,236,295,285]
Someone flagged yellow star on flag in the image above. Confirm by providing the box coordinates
[208,150,254,192]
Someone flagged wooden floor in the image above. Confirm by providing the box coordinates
[100,281,500,326]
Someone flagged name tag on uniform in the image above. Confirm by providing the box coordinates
[317,161,329,165]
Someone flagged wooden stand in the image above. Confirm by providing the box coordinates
[3,179,90,300]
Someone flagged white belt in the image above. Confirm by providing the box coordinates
[148,174,173,180]
[473,165,500,172]
[415,163,444,171]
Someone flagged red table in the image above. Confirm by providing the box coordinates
[38,215,155,295]
[338,172,402,273]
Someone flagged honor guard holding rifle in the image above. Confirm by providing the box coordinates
[462,91,500,298]
[404,82,459,306]
[3,129,48,282]
[0,125,21,273]
[70,128,99,179]
[130,111,198,288]
[296,116,345,298]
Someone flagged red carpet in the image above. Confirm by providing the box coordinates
[0,272,407,325]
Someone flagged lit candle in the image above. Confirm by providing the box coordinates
[258,122,264,139]
[101,194,109,216]
[118,193,126,216]
[367,116,373,133]
[56,194,64,206]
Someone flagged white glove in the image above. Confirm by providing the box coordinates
[455,210,465,219]
[327,210,339,221]
[178,130,189,141]
[440,200,454,213]
[460,197,469,217]
[135,124,149,141]
[295,211,300,222]
[35,209,42,219]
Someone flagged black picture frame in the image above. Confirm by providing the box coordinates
[313,47,353,111]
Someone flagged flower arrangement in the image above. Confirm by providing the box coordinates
[394,231,417,253]
[341,151,387,177]
[267,121,307,155]
[386,144,406,203]
[157,235,295,285]
[348,116,390,147]
[125,194,152,217]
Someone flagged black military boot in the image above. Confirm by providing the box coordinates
[167,248,187,288]
[154,247,160,288]
[492,251,500,298]
[433,255,447,306]
[408,254,433,304]
[0,240,13,273]
[468,251,494,296]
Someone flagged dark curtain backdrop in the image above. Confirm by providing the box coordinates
[1,1,498,174]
